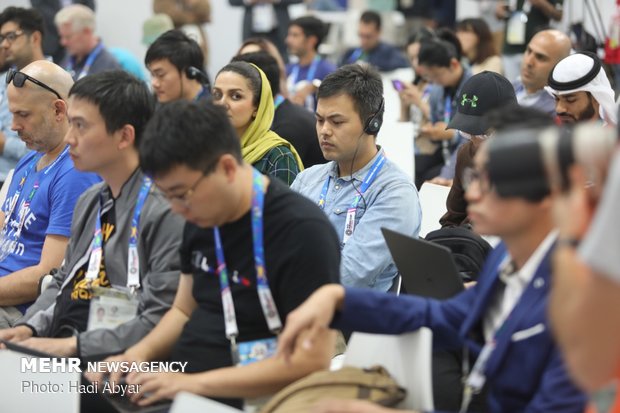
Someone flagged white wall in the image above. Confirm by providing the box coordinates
[93,1,245,77]
[7,0,618,75]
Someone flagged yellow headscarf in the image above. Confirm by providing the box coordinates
[240,64,304,170]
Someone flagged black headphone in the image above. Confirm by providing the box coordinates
[185,66,211,88]
[363,99,385,136]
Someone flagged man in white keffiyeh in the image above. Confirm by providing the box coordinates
[545,51,617,126]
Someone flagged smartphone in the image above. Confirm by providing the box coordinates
[392,79,405,92]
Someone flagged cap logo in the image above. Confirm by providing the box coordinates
[461,94,478,108]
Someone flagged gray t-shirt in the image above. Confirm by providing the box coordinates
[580,151,620,282]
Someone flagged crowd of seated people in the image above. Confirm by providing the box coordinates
[0,3,619,413]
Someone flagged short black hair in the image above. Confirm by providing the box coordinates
[0,7,44,37]
[485,105,555,133]
[407,27,435,46]
[216,61,262,108]
[289,15,328,50]
[436,28,462,61]
[360,10,381,30]
[418,38,458,68]
[69,70,155,148]
[140,101,243,178]
[318,64,384,129]
[233,52,280,96]
[144,29,204,73]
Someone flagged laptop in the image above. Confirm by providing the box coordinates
[1,339,170,413]
[382,228,464,299]
[0,341,80,413]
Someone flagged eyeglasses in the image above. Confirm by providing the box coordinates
[462,166,492,194]
[163,173,207,207]
[6,68,63,100]
[0,30,25,44]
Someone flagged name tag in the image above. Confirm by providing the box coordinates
[87,286,139,331]
[236,337,277,366]
[506,11,528,45]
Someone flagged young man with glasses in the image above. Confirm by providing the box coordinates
[0,7,44,187]
[0,60,99,329]
[277,131,586,413]
[0,70,183,362]
[90,100,340,409]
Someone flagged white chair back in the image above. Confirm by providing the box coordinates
[0,168,14,207]
[171,391,244,413]
[343,329,434,411]
[377,121,415,182]
[418,182,450,238]
[0,349,80,413]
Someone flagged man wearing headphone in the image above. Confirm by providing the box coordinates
[145,29,210,104]
[291,64,421,292]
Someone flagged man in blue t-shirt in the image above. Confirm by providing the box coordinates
[285,16,336,111]
[0,60,99,328]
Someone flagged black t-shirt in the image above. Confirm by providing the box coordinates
[503,0,563,54]
[172,178,340,406]
[272,99,326,168]
[50,202,116,337]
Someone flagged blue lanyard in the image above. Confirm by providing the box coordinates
[67,42,104,80]
[348,48,365,64]
[214,169,282,340]
[443,95,452,124]
[290,56,321,85]
[85,176,152,292]
[3,145,70,236]
[274,94,285,111]
[2,154,41,231]
[318,154,386,243]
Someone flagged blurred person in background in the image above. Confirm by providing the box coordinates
[29,0,94,64]
[229,0,302,62]
[456,18,502,75]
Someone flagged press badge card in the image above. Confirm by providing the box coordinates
[87,286,139,331]
[236,337,278,366]
[506,11,528,45]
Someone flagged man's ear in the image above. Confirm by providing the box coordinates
[219,154,240,183]
[450,58,460,71]
[30,30,43,47]
[54,99,68,120]
[117,124,136,150]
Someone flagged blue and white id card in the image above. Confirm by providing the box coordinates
[236,337,277,366]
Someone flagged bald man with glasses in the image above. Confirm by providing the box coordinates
[0,60,99,329]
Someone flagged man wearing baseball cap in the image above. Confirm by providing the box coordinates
[439,71,518,227]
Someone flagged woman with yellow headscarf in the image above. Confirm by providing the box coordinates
[212,61,303,185]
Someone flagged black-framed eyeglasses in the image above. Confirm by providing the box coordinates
[462,166,492,194]
[162,173,208,207]
[6,68,63,100]
[0,30,25,44]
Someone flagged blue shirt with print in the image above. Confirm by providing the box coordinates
[0,148,100,313]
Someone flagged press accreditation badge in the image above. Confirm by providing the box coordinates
[235,337,278,366]
[465,340,496,392]
[251,4,275,33]
[506,11,528,45]
[87,286,139,331]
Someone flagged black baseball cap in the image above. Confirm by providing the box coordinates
[447,71,517,135]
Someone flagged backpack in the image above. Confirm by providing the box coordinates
[259,366,407,413]
[424,226,492,283]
